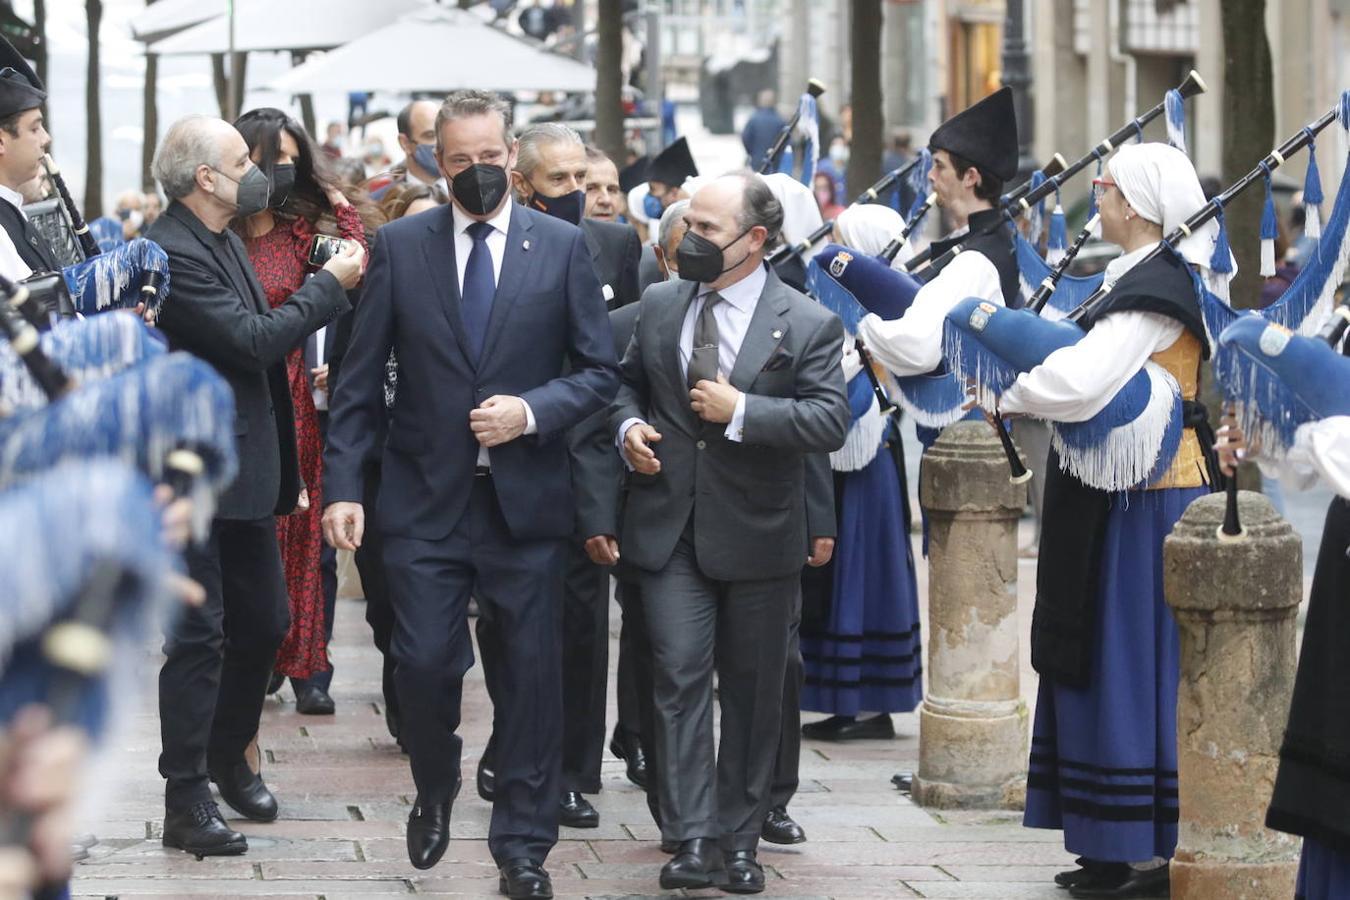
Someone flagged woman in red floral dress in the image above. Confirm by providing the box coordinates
[234,108,374,710]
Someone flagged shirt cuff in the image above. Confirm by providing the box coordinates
[520,397,538,435]
[725,392,747,442]
[616,417,647,470]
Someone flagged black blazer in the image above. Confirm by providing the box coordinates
[149,202,351,520]
[580,218,642,309]
[324,202,619,542]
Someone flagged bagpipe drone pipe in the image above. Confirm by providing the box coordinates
[0,313,167,412]
[942,93,1350,494]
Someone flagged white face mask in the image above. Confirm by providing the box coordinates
[119,209,145,231]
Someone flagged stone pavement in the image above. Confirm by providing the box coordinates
[72,525,1088,900]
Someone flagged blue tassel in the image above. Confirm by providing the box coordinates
[1339,90,1350,131]
[1304,130,1324,239]
[1260,168,1278,276]
[1047,192,1068,264]
[1210,206,1234,275]
[1165,89,1187,154]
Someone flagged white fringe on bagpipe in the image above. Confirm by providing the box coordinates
[940,321,1019,416]
[893,376,969,429]
[1049,362,1181,493]
[829,396,887,472]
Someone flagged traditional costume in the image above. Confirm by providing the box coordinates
[1260,356,1350,900]
[1012,144,1224,896]
[800,205,922,738]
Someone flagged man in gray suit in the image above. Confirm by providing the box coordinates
[610,173,848,894]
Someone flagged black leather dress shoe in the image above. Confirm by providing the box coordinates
[659,837,724,890]
[609,725,649,789]
[801,714,895,741]
[1056,859,1129,888]
[761,806,806,844]
[723,849,766,894]
[559,791,599,828]
[406,782,460,871]
[295,685,335,715]
[209,759,278,822]
[498,857,552,898]
[1069,864,1169,898]
[162,801,248,858]
[477,752,495,802]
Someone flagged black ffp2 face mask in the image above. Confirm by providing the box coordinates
[268,164,296,209]
[529,188,584,225]
[676,227,753,283]
[451,163,510,216]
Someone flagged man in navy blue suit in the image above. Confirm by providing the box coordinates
[322,90,619,899]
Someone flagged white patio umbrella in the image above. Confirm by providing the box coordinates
[147,0,429,56]
[129,0,224,43]
[265,6,595,95]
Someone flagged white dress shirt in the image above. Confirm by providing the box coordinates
[856,247,1003,376]
[449,200,536,465]
[999,243,1183,422]
[0,184,32,282]
[618,263,767,454]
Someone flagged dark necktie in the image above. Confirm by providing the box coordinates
[461,221,496,361]
[687,291,722,389]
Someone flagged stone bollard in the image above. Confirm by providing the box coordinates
[912,420,1028,809]
[1163,491,1303,900]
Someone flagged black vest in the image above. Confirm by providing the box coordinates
[925,207,1021,309]
[0,196,58,273]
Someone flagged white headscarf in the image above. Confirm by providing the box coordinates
[1107,142,1234,277]
[762,172,825,248]
[834,204,909,268]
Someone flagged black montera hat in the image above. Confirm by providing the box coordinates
[928,87,1018,182]
[0,68,44,120]
[618,155,650,194]
[648,137,698,187]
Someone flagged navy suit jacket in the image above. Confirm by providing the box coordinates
[324,202,620,542]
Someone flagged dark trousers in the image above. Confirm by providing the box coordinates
[383,477,565,865]
[295,413,337,693]
[615,578,644,742]
[640,534,796,851]
[158,516,291,810]
[771,599,803,810]
[478,539,609,794]
[353,461,398,719]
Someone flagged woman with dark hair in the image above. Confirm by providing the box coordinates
[233,107,372,715]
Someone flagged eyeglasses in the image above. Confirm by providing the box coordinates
[1091,177,1117,205]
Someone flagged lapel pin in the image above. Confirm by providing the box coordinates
[522,239,531,251]
[772,329,783,340]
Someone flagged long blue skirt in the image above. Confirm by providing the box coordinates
[801,447,923,715]
[1296,837,1350,900]
[1023,486,1207,863]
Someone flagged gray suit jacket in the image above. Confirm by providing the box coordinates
[609,266,849,581]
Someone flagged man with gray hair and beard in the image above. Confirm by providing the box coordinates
[610,173,848,893]
[147,114,363,858]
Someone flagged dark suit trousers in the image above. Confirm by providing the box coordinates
[478,538,610,795]
[159,517,291,810]
[771,595,803,810]
[383,477,564,865]
[354,460,398,717]
[614,578,644,742]
[641,533,796,852]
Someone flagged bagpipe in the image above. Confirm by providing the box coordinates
[757,78,826,176]
[902,69,1207,279]
[942,93,1350,503]
[767,152,931,267]
[40,153,100,262]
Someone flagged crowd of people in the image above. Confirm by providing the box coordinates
[0,51,1347,900]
